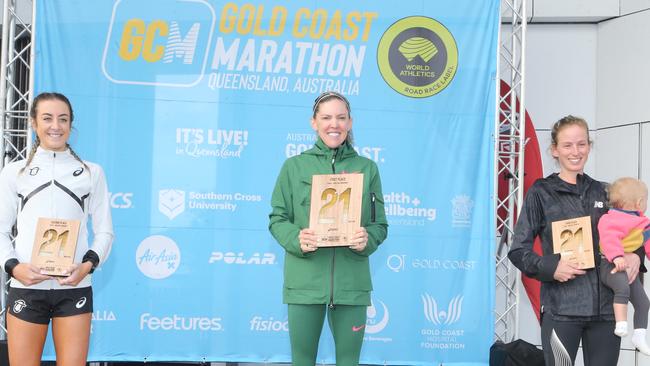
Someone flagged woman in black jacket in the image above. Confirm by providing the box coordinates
[508,115,641,365]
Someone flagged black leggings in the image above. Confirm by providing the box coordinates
[541,313,620,366]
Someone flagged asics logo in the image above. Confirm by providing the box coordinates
[13,299,27,313]
[76,297,87,309]
[352,324,365,332]
[73,168,84,176]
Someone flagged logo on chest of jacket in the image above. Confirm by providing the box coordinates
[73,167,84,177]
[29,167,40,176]
[594,201,604,208]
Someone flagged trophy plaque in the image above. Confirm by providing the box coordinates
[551,216,595,269]
[31,218,80,276]
[309,173,363,247]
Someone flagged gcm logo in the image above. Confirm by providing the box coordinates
[109,192,133,209]
[118,19,200,63]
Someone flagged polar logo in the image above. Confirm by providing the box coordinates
[366,299,389,334]
[159,189,185,219]
[209,252,276,265]
[422,293,463,325]
[136,235,181,279]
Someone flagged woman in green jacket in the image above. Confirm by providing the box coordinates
[269,91,388,366]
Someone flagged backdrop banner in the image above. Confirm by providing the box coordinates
[34,0,498,364]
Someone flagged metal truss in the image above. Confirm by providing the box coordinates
[495,0,527,343]
[0,0,34,340]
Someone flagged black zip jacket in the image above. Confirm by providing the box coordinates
[508,173,613,319]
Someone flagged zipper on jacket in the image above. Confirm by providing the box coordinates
[329,249,336,309]
[328,147,338,308]
[371,193,376,223]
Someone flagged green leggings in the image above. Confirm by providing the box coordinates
[288,304,367,366]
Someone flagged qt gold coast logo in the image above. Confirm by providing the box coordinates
[377,16,458,98]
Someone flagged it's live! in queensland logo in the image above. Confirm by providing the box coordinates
[102,0,216,86]
[377,16,458,98]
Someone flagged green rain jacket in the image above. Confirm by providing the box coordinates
[269,138,388,306]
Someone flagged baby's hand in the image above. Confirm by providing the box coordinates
[612,256,628,273]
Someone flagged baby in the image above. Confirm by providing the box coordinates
[599,177,650,354]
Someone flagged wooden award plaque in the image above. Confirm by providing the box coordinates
[309,173,363,247]
[551,216,595,269]
[31,218,81,276]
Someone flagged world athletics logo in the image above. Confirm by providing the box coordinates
[421,293,463,325]
[377,16,458,98]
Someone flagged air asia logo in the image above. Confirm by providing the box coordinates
[13,299,27,313]
[209,252,276,265]
[136,235,181,279]
[451,195,473,227]
[102,0,216,86]
[159,189,185,219]
[377,16,457,98]
[422,293,463,325]
[366,299,389,334]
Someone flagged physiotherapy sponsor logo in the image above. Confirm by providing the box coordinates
[377,16,458,98]
[209,251,276,265]
[159,188,262,219]
[451,194,473,227]
[135,235,181,279]
[140,312,223,331]
[102,0,216,86]
[420,293,466,351]
[250,315,288,332]
[109,192,134,209]
[285,132,385,163]
[386,254,477,273]
[175,128,249,159]
[383,192,436,225]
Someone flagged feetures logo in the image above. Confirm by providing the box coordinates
[136,235,181,279]
[377,16,458,98]
[102,0,216,86]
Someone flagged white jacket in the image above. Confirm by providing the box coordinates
[0,147,114,289]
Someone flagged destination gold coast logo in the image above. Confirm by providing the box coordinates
[377,16,458,98]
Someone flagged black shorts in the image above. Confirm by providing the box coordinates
[6,286,93,324]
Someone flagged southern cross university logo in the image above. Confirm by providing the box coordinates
[159,189,185,220]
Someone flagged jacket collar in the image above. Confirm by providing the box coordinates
[547,172,595,195]
[35,146,73,159]
[305,137,357,161]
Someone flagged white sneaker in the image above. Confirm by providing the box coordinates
[615,321,628,337]
[632,329,650,355]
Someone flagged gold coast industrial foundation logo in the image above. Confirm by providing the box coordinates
[377,16,458,98]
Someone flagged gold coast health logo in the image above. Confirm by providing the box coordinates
[377,16,458,98]
[101,0,215,87]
